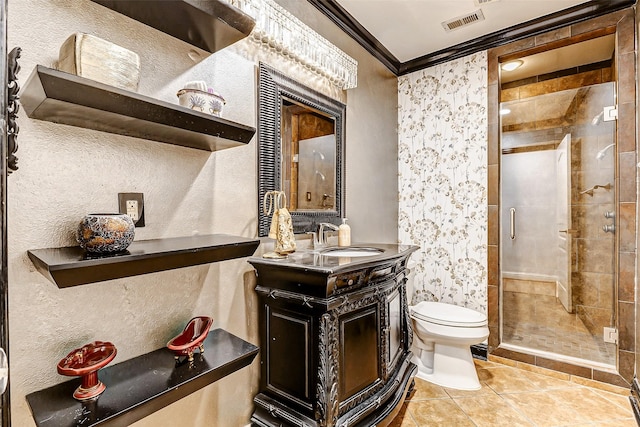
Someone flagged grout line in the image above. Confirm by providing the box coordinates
[494,392,538,426]
[448,395,480,427]
[405,404,421,427]
[590,389,635,411]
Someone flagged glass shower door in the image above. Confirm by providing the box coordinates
[500,81,617,367]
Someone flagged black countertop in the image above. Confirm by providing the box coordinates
[248,243,418,275]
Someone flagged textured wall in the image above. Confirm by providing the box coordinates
[6,0,398,426]
[275,1,400,244]
[398,52,488,313]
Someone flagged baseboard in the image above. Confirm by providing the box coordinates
[471,343,488,361]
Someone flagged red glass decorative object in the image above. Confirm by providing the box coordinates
[167,316,213,362]
[57,341,117,401]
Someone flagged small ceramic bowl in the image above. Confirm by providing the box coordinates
[177,88,225,117]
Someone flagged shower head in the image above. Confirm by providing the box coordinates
[596,143,615,160]
[591,111,604,126]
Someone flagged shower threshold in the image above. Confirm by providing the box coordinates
[498,343,617,373]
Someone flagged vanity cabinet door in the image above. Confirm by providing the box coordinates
[338,304,381,402]
[263,303,315,412]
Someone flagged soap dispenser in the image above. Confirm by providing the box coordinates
[338,218,351,247]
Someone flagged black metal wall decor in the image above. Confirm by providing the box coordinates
[0,1,16,418]
[7,46,20,174]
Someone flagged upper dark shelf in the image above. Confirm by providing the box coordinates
[26,328,259,427]
[28,234,260,288]
[90,0,256,53]
[20,66,256,152]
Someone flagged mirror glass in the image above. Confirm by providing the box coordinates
[281,99,336,211]
[258,63,345,237]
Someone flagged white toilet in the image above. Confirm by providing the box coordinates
[410,301,489,390]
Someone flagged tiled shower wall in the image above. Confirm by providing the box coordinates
[398,52,488,313]
[488,9,637,386]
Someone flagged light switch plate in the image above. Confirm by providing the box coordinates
[118,192,145,227]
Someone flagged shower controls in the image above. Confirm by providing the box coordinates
[603,224,615,233]
[604,211,615,219]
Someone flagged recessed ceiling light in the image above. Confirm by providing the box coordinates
[501,60,523,72]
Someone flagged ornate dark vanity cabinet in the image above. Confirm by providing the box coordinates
[249,244,418,427]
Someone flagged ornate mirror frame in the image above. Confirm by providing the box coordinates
[257,62,346,237]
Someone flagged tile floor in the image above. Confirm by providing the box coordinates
[502,290,616,365]
[389,358,636,426]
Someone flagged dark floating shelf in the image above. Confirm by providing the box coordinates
[20,66,256,152]
[91,0,256,54]
[28,234,260,288]
[26,329,259,427]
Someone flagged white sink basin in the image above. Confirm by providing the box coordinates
[321,247,384,257]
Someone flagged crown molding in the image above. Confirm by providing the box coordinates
[307,0,636,76]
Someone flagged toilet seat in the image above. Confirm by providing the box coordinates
[411,301,487,328]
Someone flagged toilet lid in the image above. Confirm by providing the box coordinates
[411,301,487,327]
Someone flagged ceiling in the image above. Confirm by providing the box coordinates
[309,0,635,75]
[334,0,589,63]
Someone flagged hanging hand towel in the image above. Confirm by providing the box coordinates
[268,208,279,240]
[273,192,295,254]
[274,200,296,255]
[262,191,296,257]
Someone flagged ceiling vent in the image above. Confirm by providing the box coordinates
[474,0,500,6]
[442,9,485,32]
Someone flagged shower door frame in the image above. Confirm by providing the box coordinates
[487,8,637,387]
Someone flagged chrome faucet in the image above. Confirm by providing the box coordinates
[307,223,339,249]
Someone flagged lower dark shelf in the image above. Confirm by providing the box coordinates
[26,329,259,427]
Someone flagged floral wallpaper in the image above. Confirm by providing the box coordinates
[398,51,488,313]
